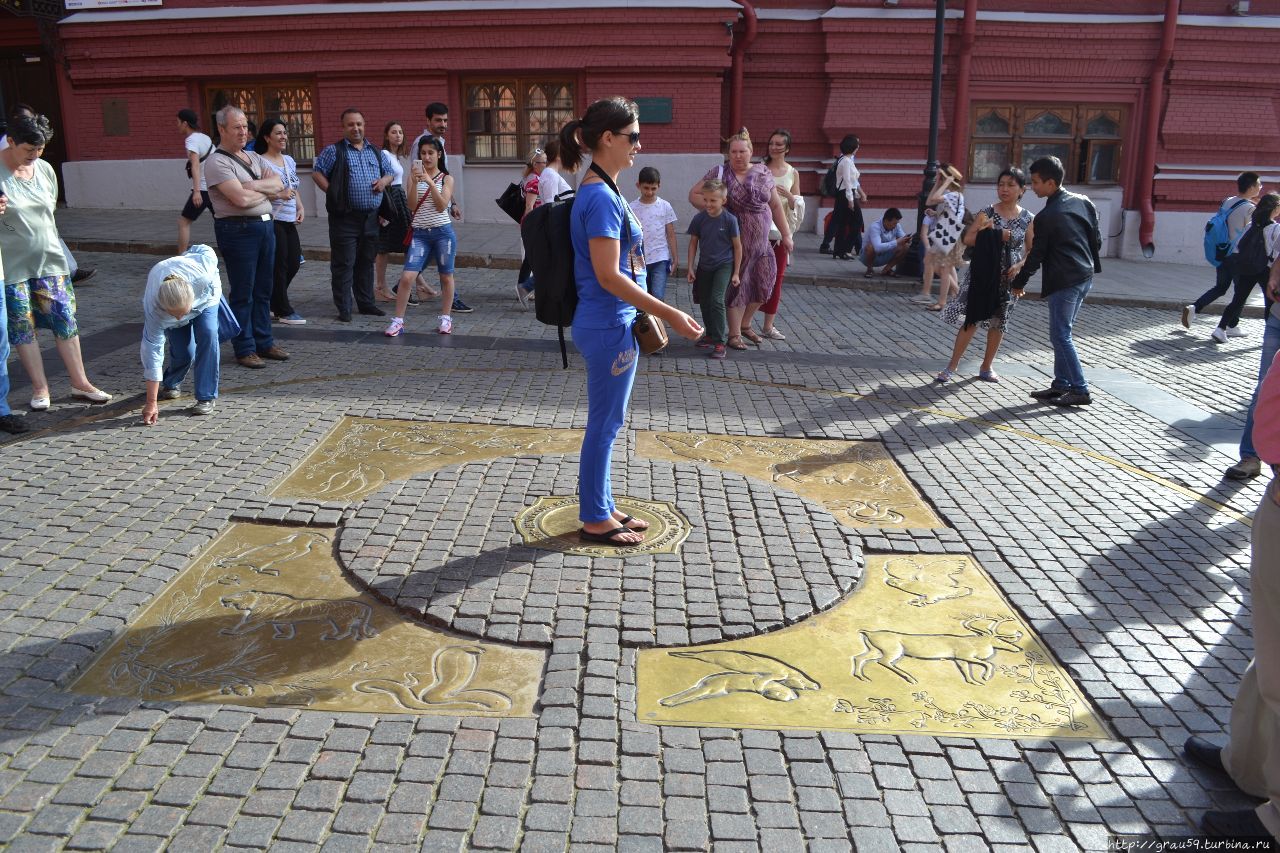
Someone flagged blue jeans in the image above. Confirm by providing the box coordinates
[1047,278,1092,393]
[0,281,9,417]
[163,304,221,402]
[571,321,639,523]
[1241,306,1280,459]
[646,261,670,303]
[404,224,457,275]
[214,217,276,357]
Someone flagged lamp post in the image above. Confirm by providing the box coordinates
[916,0,947,235]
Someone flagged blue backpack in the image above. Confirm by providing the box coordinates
[1204,198,1249,267]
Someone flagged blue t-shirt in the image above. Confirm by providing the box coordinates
[687,209,740,271]
[570,181,646,329]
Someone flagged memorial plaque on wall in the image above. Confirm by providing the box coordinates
[66,1,163,9]
[101,99,130,137]
[635,98,673,125]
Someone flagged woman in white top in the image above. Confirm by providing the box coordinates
[537,137,574,205]
[757,128,802,341]
[255,119,306,325]
[376,122,438,303]
[831,133,866,260]
[385,135,457,338]
[923,163,967,312]
[516,145,548,304]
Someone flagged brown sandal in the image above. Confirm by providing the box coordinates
[740,327,763,345]
[727,335,749,351]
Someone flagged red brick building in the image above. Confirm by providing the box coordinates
[3,0,1277,263]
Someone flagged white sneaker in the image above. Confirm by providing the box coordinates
[1181,304,1196,328]
[438,315,453,335]
[1211,326,1228,344]
[1226,326,1247,338]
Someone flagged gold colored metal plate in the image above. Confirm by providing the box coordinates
[514,496,690,557]
[274,418,584,502]
[73,525,544,716]
[637,554,1108,740]
[636,432,942,529]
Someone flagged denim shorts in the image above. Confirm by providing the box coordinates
[404,225,456,275]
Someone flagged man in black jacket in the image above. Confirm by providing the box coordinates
[1009,156,1102,407]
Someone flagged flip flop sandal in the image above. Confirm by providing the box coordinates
[926,303,943,312]
[579,527,643,546]
[740,328,763,345]
[978,370,1001,382]
[727,336,750,351]
[618,514,650,531]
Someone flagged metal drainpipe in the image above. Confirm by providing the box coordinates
[1137,0,1180,256]
[948,0,978,167]
[728,0,758,136]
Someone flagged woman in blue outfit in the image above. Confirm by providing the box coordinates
[560,97,702,546]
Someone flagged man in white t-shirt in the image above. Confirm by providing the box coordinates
[177,108,215,254]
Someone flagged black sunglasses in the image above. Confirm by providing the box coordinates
[614,130,640,145]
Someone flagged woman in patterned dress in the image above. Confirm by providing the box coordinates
[934,167,1034,384]
[689,129,793,350]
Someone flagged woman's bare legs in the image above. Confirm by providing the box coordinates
[739,301,764,335]
[375,253,395,301]
[15,335,102,398]
[14,342,48,400]
[391,268,417,319]
[945,325,979,373]
[979,329,1004,373]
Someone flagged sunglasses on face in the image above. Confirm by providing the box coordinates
[614,130,640,145]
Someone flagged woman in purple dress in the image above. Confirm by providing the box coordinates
[689,129,793,350]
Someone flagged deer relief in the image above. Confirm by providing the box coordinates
[850,616,1024,686]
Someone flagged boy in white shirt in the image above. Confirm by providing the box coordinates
[629,166,678,302]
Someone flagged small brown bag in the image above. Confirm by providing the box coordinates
[633,310,668,354]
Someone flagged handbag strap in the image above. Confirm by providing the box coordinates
[587,161,636,280]
[407,173,441,222]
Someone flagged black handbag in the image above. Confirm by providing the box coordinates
[496,182,525,223]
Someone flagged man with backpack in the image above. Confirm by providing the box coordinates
[1184,171,1262,335]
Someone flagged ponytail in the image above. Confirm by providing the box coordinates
[1253,193,1280,228]
[559,119,585,172]
[556,96,640,173]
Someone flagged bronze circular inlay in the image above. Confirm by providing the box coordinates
[514,495,690,557]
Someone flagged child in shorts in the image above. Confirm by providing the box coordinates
[686,180,741,359]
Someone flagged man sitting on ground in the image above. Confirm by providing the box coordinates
[861,208,911,278]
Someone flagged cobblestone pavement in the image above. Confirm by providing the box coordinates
[0,249,1270,851]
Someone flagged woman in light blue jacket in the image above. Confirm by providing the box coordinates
[140,244,222,423]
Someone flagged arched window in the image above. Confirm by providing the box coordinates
[968,104,1125,185]
[465,78,576,162]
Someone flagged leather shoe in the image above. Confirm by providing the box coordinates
[0,414,30,434]
[258,346,290,361]
[336,313,352,323]
[1050,390,1092,407]
[1201,808,1276,841]
[1184,736,1227,775]
[236,353,267,369]
[358,306,386,316]
[1029,387,1066,401]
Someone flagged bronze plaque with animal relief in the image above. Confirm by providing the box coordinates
[636,554,1108,740]
[72,524,544,716]
[636,432,942,529]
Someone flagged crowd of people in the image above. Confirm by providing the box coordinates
[0,90,1277,844]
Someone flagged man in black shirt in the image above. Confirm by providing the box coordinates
[1009,156,1102,407]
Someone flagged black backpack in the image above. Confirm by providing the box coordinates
[819,156,841,197]
[1235,223,1272,278]
[523,189,578,368]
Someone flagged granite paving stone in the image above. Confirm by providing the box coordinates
[0,253,1266,852]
